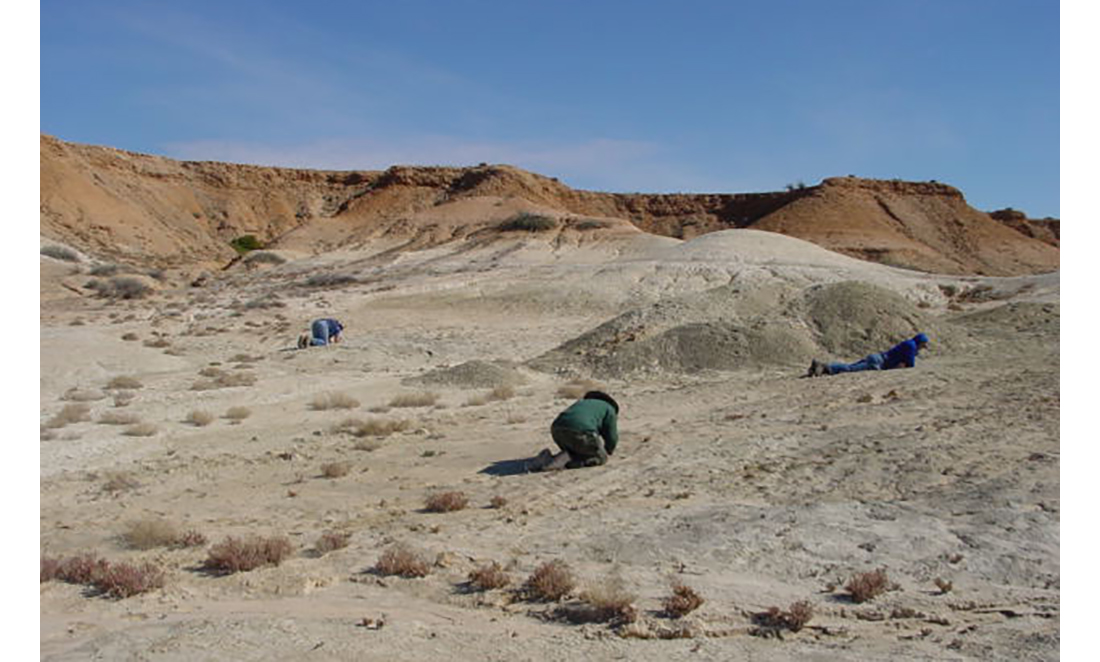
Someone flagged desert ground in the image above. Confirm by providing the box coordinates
[38,220,1059,661]
[38,219,1060,655]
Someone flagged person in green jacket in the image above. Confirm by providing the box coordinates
[531,391,620,471]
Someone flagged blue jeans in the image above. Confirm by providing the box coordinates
[310,319,330,346]
[828,352,885,374]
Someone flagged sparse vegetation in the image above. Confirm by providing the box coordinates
[934,577,953,594]
[524,560,575,601]
[102,471,141,493]
[311,392,361,410]
[106,376,143,390]
[187,410,215,426]
[123,422,158,437]
[113,391,136,407]
[229,234,264,254]
[304,273,358,288]
[203,535,294,574]
[753,601,814,633]
[244,250,287,266]
[374,544,432,578]
[556,379,602,400]
[320,461,352,478]
[87,276,153,300]
[45,403,91,428]
[41,245,80,262]
[97,411,140,426]
[467,561,511,591]
[314,531,351,555]
[573,574,638,624]
[846,568,890,603]
[41,553,165,599]
[224,406,252,421]
[489,495,508,509]
[388,392,439,408]
[424,491,468,513]
[499,212,558,232]
[192,371,258,390]
[332,417,411,439]
[121,517,183,550]
[662,581,705,617]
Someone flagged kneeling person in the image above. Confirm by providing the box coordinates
[549,391,620,469]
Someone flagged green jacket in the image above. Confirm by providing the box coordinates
[552,399,619,455]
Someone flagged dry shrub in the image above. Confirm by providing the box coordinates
[123,423,158,437]
[754,601,814,633]
[199,366,225,378]
[353,437,383,452]
[55,553,110,584]
[41,555,63,582]
[488,385,515,401]
[662,581,705,617]
[113,392,136,407]
[314,531,351,555]
[367,405,391,414]
[556,379,601,400]
[320,461,352,478]
[102,471,140,493]
[846,568,890,603]
[204,535,294,574]
[191,372,257,390]
[97,411,139,425]
[62,388,106,402]
[388,392,439,408]
[489,495,508,509]
[934,577,953,594]
[41,245,80,261]
[230,353,260,363]
[574,574,638,624]
[106,376,143,390]
[121,332,139,341]
[92,561,166,599]
[187,410,215,426]
[121,518,180,549]
[333,417,410,438]
[224,406,252,421]
[89,276,153,300]
[374,544,431,578]
[143,338,171,348]
[524,560,575,601]
[463,394,489,407]
[311,392,360,410]
[424,491,468,513]
[467,561,511,591]
[45,404,91,428]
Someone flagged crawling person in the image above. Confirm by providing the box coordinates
[298,318,344,348]
[806,333,929,377]
[530,391,619,472]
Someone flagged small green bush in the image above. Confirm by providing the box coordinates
[230,235,264,254]
[499,213,557,232]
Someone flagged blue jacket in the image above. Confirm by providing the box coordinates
[882,337,922,369]
[311,318,343,343]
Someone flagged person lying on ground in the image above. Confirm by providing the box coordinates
[530,391,620,472]
[298,318,344,348]
[806,333,929,377]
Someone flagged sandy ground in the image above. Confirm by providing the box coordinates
[40,229,1059,660]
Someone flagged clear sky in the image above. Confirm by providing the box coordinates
[39,0,1060,217]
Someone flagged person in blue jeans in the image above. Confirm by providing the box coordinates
[807,333,929,377]
[298,318,344,348]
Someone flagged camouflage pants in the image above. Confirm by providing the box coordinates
[550,425,608,468]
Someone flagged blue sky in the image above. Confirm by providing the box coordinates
[41,1,1060,215]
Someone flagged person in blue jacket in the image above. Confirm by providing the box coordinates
[807,333,929,377]
[529,391,620,471]
[298,318,344,348]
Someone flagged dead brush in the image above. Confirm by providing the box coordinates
[753,601,815,634]
[121,517,181,550]
[424,491,468,513]
[102,471,141,493]
[203,535,295,574]
[97,411,139,426]
[662,581,705,617]
[374,544,431,578]
[333,417,411,439]
[105,376,143,390]
[123,422,159,437]
[186,410,215,426]
[314,531,352,556]
[224,406,252,422]
[523,560,575,602]
[388,391,439,408]
[92,561,166,599]
[556,379,602,400]
[467,561,511,591]
[45,403,91,429]
[320,461,352,478]
[489,495,508,509]
[846,568,890,603]
[569,574,638,624]
[311,392,361,410]
[51,553,110,584]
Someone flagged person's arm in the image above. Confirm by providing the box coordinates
[602,410,619,455]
